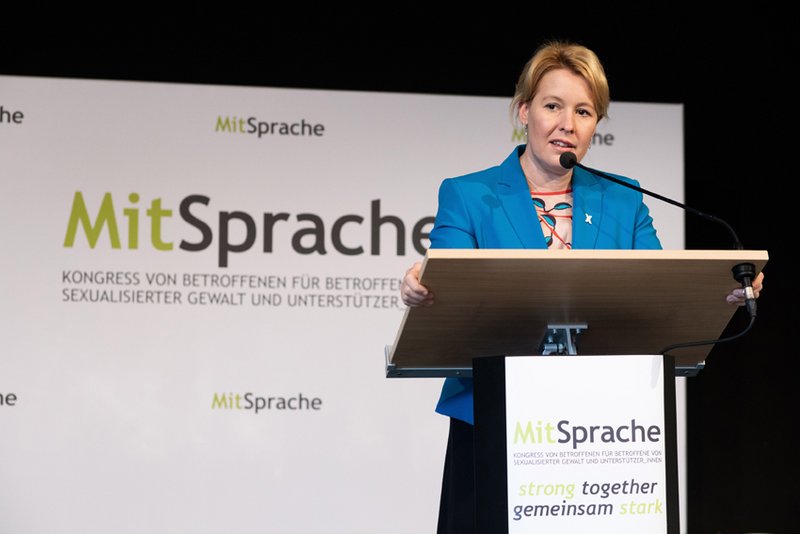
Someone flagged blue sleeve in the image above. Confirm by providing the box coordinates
[429,178,479,249]
[429,178,480,425]
[633,195,662,250]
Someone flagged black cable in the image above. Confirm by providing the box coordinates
[660,312,756,357]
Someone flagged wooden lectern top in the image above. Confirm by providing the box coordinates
[386,249,768,376]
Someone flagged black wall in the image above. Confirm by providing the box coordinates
[2,11,794,532]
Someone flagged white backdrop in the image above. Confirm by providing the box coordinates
[0,75,684,533]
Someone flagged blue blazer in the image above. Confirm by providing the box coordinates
[430,146,662,424]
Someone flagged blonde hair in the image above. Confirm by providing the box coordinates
[511,41,610,124]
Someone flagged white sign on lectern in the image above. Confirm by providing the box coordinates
[475,354,678,533]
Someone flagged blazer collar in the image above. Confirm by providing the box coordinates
[571,166,602,249]
[494,146,603,250]
[495,146,545,248]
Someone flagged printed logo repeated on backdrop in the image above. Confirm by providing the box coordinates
[215,115,325,137]
[211,391,322,413]
[511,126,615,146]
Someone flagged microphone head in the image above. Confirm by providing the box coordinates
[559,152,578,169]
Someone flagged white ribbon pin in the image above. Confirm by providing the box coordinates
[585,213,593,225]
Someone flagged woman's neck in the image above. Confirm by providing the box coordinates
[519,153,572,192]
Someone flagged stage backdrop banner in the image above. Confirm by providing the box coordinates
[0,75,685,533]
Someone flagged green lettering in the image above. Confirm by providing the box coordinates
[211,392,229,409]
[63,192,121,248]
[123,193,140,249]
[147,198,174,250]
[215,116,232,132]
[652,499,663,513]
[514,421,536,444]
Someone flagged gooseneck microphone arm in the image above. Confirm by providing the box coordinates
[558,152,758,353]
[559,152,744,249]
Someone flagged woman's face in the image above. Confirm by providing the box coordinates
[518,68,598,178]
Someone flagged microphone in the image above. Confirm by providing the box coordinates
[559,151,757,319]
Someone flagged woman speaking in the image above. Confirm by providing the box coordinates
[399,40,763,534]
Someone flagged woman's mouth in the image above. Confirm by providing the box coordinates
[550,139,576,149]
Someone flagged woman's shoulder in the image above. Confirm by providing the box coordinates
[442,147,523,188]
[445,163,504,185]
[573,166,645,198]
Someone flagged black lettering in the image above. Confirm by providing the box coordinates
[630,419,647,442]
[246,117,258,134]
[332,214,364,255]
[412,216,435,254]
[263,212,291,252]
[179,195,213,252]
[371,199,405,255]
[0,106,24,124]
[0,393,18,406]
[292,214,326,254]
[218,211,257,267]
[592,132,615,146]
[557,420,571,444]
[175,196,432,259]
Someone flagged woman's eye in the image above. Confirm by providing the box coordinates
[545,103,559,110]
[577,108,593,117]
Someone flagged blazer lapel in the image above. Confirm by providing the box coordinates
[495,147,546,249]
[571,166,602,249]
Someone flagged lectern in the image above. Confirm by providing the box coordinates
[385,248,768,533]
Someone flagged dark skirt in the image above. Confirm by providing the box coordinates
[437,417,476,534]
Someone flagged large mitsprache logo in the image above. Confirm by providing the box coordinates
[63,192,434,267]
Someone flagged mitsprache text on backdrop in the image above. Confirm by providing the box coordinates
[211,392,322,413]
[64,192,434,267]
[214,116,325,138]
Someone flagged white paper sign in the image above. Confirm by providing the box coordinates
[505,355,670,533]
